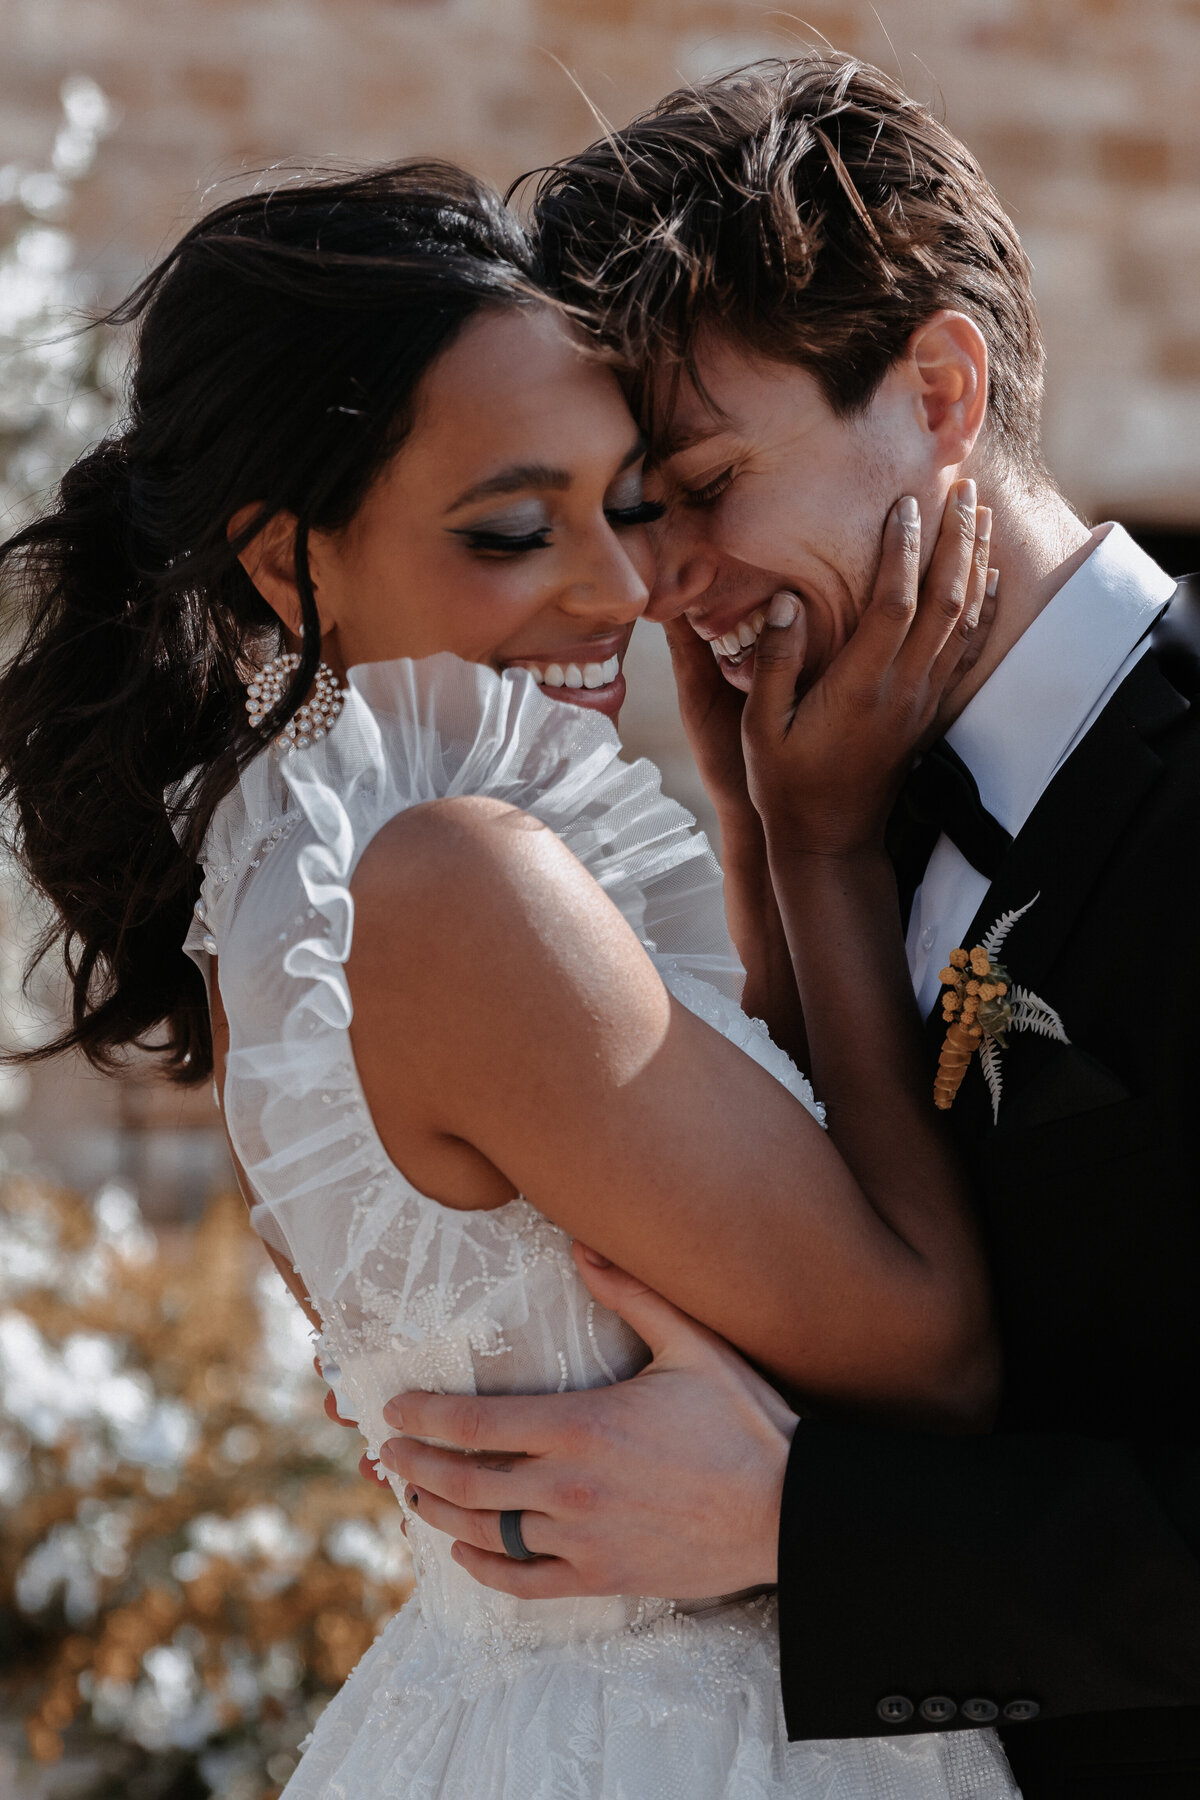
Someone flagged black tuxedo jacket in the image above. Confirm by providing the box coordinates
[777,575,1200,1793]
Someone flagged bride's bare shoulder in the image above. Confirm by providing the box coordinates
[348,794,659,1028]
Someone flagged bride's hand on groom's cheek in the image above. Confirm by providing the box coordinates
[373,1245,800,1601]
[743,480,996,859]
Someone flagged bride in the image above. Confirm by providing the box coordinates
[0,165,1017,1797]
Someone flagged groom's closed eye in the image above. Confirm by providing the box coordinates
[681,469,736,509]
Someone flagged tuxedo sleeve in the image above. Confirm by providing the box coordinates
[776,1420,1200,1739]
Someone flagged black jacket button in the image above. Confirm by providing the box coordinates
[919,1696,957,1724]
[876,1695,914,1725]
[961,1698,999,1724]
[1002,1699,1041,1723]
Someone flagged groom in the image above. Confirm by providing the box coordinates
[373,57,1200,1798]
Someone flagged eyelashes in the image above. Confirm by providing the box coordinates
[452,500,665,558]
[454,527,552,554]
[682,469,734,509]
[607,500,666,528]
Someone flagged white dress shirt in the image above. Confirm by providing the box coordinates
[905,523,1178,1017]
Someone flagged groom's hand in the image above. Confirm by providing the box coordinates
[376,1245,799,1600]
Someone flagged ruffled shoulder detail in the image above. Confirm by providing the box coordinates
[187,654,821,1468]
[185,655,765,1371]
[188,652,741,1003]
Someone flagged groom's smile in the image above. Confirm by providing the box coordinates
[643,328,929,690]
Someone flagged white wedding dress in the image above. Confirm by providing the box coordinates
[185,654,1017,1800]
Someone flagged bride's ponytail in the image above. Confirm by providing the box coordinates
[0,162,540,1081]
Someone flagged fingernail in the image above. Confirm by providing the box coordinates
[406,1488,420,1510]
[578,1245,612,1269]
[958,478,977,511]
[450,1542,465,1565]
[382,1401,403,1429]
[379,1439,401,1471]
[898,496,919,527]
[986,566,999,598]
[767,590,800,628]
[975,506,992,540]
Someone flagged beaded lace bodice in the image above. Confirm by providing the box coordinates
[186,656,820,1655]
[183,656,1016,1800]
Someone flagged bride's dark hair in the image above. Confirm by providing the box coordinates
[0,162,541,1084]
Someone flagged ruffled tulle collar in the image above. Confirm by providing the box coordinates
[189,652,742,1003]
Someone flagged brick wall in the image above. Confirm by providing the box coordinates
[2,0,1198,1199]
[2,0,1197,524]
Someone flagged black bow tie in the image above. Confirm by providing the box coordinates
[887,740,1014,931]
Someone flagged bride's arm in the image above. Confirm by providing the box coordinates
[348,491,995,1430]
[745,486,994,1317]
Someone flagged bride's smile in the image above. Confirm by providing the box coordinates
[244,304,661,724]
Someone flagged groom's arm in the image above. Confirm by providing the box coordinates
[373,1252,1200,1738]
[777,1419,1200,1739]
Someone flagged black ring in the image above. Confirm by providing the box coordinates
[499,1509,536,1561]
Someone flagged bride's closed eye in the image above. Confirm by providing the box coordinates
[604,463,665,531]
[450,501,553,557]
[605,498,666,528]
[450,500,666,558]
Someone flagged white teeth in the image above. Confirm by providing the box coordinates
[527,653,621,689]
[710,612,768,661]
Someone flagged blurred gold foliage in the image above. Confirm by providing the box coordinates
[0,1176,411,1799]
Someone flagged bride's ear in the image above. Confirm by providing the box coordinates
[228,503,329,636]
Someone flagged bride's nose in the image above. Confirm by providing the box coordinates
[558,529,651,624]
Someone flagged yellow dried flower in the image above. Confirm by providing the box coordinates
[970,947,991,976]
[949,948,969,969]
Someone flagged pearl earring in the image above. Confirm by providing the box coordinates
[245,652,346,753]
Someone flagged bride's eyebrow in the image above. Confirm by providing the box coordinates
[445,464,571,514]
[444,437,648,515]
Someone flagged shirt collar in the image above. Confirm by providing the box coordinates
[945,522,1176,836]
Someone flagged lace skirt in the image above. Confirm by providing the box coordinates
[282,1594,1019,1800]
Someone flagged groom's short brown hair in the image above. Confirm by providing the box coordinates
[526,55,1046,474]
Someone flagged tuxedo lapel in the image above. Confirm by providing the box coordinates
[922,647,1190,1057]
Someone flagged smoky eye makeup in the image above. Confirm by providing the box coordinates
[448,502,553,555]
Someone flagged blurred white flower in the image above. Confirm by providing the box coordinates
[188,1503,314,1567]
[92,1179,156,1264]
[325,1515,410,1585]
[0,1311,197,1465]
[0,73,120,533]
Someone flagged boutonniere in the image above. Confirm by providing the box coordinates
[935,896,1069,1121]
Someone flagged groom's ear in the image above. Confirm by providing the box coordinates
[907,311,989,468]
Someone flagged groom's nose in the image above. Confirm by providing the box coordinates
[643,512,721,623]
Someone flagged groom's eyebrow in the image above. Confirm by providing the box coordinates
[648,420,728,466]
[445,437,647,513]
